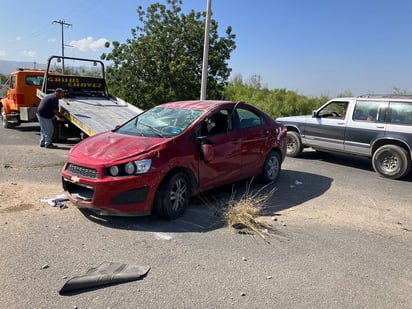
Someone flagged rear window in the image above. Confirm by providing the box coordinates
[25,75,43,86]
[389,102,412,125]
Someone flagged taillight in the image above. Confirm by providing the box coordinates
[14,93,24,104]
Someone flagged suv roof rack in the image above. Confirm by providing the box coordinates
[358,94,412,99]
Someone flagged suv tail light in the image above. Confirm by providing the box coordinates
[14,93,24,105]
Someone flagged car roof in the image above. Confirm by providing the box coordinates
[160,100,235,111]
[336,95,412,103]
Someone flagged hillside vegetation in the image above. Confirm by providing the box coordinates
[223,74,329,118]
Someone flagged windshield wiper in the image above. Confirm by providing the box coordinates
[138,121,164,137]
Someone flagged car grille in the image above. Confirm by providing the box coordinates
[66,163,98,179]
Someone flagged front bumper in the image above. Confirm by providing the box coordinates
[62,170,160,216]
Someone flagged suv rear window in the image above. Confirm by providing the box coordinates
[389,102,412,125]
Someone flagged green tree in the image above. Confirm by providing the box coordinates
[0,73,7,83]
[0,73,8,98]
[101,0,236,109]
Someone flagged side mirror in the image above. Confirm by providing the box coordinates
[197,136,214,162]
[311,110,318,118]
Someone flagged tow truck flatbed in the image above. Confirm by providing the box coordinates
[37,55,143,137]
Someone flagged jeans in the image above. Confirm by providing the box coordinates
[36,113,54,146]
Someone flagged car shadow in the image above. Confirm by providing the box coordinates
[298,150,412,182]
[299,150,374,172]
[79,169,333,233]
[14,124,40,132]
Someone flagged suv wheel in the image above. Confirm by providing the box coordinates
[154,172,191,219]
[372,145,411,179]
[286,131,303,157]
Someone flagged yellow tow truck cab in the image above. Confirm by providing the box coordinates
[0,68,45,128]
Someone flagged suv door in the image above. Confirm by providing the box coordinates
[344,100,388,156]
[302,100,349,152]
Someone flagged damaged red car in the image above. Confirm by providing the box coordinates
[62,100,287,219]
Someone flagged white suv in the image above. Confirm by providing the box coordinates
[277,95,412,179]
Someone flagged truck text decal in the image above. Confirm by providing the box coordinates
[46,75,105,93]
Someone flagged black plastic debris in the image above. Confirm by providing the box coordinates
[59,262,151,295]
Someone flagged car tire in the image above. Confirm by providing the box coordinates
[286,131,303,157]
[372,145,411,179]
[261,151,281,183]
[154,172,191,219]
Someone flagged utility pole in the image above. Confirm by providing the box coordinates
[200,0,212,100]
[53,19,72,73]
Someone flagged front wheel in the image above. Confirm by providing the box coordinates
[372,145,411,179]
[286,131,303,157]
[154,172,191,219]
[1,107,11,128]
[261,151,281,183]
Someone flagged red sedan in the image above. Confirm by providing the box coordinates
[62,100,287,219]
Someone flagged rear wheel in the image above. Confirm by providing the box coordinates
[372,145,411,179]
[154,172,191,219]
[261,151,281,183]
[286,131,303,157]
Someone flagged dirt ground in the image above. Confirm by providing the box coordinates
[1,175,410,242]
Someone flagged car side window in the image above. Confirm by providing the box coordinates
[353,101,387,122]
[237,108,264,129]
[318,101,348,118]
[389,102,412,125]
[202,109,231,135]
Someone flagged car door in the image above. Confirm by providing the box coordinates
[235,106,271,179]
[302,100,349,152]
[197,108,242,190]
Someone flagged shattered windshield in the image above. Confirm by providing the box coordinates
[117,106,204,137]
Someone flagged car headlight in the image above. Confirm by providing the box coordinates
[109,165,120,176]
[134,159,152,174]
[124,162,136,175]
[108,159,152,177]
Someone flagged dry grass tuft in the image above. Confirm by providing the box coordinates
[224,182,277,239]
[199,179,279,240]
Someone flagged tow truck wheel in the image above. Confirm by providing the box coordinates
[1,107,11,128]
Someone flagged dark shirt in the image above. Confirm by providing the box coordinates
[37,93,59,119]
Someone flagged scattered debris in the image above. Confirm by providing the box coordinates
[153,232,173,241]
[59,262,150,295]
[290,179,303,188]
[40,194,69,209]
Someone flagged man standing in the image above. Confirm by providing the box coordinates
[36,88,65,149]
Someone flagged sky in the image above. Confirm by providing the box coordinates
[1,0,412,97]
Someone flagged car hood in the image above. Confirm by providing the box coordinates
[276,115,312,123]
[69,131,165,163]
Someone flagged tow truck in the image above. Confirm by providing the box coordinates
[37,55,143,139]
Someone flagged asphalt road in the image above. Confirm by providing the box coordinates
[0,123,411,309]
